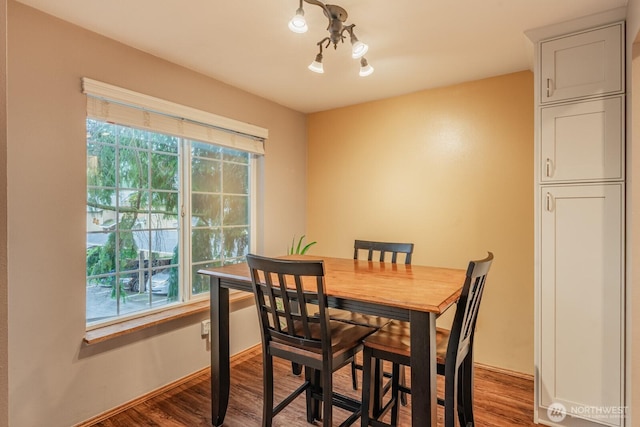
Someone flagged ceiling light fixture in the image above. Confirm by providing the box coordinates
[288,0,373,76]
[359,58,374,77]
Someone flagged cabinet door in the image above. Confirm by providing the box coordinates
[539,184,624,426]
[540,96,624,183]
[540,23,623,104]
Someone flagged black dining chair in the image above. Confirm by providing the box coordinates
[246,254,376,427]
[360,252,494,427]
[328,240,414,396]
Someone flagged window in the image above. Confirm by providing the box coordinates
[83,79,267,327]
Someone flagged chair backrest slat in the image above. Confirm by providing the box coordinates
[354,240,414,265]
[247,254,329,352]
[447,252,493,368]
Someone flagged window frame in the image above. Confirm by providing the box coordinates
[83,79,266,330]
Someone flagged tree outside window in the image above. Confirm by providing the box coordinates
[86,119,251,325]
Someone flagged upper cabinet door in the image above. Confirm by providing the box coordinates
[540,96,624,183]
[540,23,623,104]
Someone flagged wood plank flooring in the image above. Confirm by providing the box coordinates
[91,347,535,426]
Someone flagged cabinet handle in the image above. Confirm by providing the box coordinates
[545,158,552,177]
[546,78,554,98]
[546,192,554,212]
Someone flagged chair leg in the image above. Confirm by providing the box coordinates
[457,372,466,427]
[361,347,373,426]
[399,366,408,406]
[313,368,322,421]
[292,362,302,376]
[458,355,475,426]
[305,367,316,423]
[444,364,458,427]
[390,363,401,425]
[322,367,333,427]
[351,358,359,390]
[262,352,274,427]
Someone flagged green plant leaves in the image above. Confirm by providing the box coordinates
[288,235,317,255]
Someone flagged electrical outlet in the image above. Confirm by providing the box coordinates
[201,319,211,336]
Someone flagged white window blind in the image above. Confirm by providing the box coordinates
[82,78,267,155]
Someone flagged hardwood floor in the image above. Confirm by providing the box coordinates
[91,347,535,426]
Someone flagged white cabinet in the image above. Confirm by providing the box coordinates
[533,19,626,427]
[540,23,623,104]
[540,96,624,183]
[539,183,624,427]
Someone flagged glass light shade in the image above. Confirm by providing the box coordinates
[351,40,369,59]
[288,10,308,33]
[359,58,374,77]
[308,60,324,74]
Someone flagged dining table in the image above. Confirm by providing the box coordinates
[198,254,466,427]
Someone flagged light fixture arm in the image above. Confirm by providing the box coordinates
[318,37,330,51]
[302,0,332,15]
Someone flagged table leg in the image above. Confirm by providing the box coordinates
[210,277,230,427]
[410,310,437,426]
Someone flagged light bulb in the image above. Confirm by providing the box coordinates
[359,58,374,77]
[308,55,324,74]
[351,40,369,59]
[288,9,308,34]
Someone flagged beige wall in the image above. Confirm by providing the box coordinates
[307,71,534,374]
[6,2,306,426]
[0,1,7,427]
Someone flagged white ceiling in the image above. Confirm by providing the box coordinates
[15,0,628,113]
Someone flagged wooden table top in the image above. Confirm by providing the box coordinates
[199,255,466,315]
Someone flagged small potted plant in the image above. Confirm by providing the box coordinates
[288,235,316,255]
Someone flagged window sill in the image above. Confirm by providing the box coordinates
[84,292,252,344]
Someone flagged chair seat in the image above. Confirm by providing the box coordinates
[362,320,450,365]
[277,319,376,356]
[326,308,392,328]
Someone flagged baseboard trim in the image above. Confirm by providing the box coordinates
[475,361,534,382]
[76,345,262,427]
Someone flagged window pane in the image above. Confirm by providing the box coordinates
[119,148,149,189]
[151,191,179,221]
[223,195,248,226]
[119,127,149,149]
[118,232,141,273]
[86,233,114,277]
[223,148,249,164]
[151,153,179,190]
[87,144,116,188]
[150,229,178,262]
[151,133,179,154]
[192,194,221,226]
[192,228,222,263]
[148,266,179,302]
[223,227,249,259]
[87,189,115,224]
[192,158,221,192]
[223,162,248,194]
[191,261,222,295]
[118,189,149,226]
[192,141,221,159]
[87,120,117,144]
